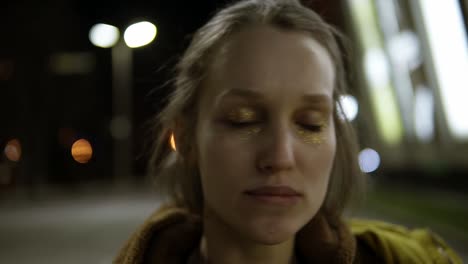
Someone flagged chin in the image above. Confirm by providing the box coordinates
[245,220,301,245]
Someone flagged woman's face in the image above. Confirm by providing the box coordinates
[196,24,336,244]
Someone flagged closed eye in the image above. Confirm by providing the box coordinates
[298,123,324,133]
[226,120,260,128]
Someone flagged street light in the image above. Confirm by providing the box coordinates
[88,21,157,49]
[123,21,157,48]
[89,23,120,48]
[88,20,157,181]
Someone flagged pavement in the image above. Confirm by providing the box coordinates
[0,182,466,263]
[0,184,161,264]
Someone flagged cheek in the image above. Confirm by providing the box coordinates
[301,126,336,196]
[320,125,337,176]
[197,128,253,197]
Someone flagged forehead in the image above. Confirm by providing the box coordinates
[202,24,335,105]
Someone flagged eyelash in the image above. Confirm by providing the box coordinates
[226,120,324,133]
[225,120,260,128]
[298,123,324,133]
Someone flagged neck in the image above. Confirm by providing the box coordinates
[201,208,296,264]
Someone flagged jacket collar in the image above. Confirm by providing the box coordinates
[114,206,356,264]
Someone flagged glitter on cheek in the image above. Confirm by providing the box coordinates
[297,130,324,144]
[238,126,262,139]
[296,121,328,145]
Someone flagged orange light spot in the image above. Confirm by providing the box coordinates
[4,139,21,162]
[170,133,177,151]
[71,139,93,164]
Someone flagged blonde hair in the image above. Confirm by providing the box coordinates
[149,0,364,219]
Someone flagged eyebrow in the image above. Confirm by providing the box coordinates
[215,88,333,111]
[301,93,333,112]
[216,88,262,101]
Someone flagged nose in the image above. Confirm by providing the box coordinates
[256,123,295,174]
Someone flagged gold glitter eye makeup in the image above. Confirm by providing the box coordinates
[296,120,328,145]
[225,107,262,138]
[227,107,259,124]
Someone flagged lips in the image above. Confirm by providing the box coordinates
[243,186,302,206]
[244,186,301,196]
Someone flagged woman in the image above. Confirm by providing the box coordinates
[115,0,461,263]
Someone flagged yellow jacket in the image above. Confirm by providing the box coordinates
[350,219,462,264]
[115,206,462,263]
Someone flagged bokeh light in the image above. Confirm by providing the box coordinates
[170,133,177,151]
[89,23,120,48]
[364,49,403,145]
[414,86,434,142]
[338,94,359,121]
[359,148,381,173]
[71,139,93,164]
[4,139,21,162]
[123,21,157,48]
[388,30,422,71]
